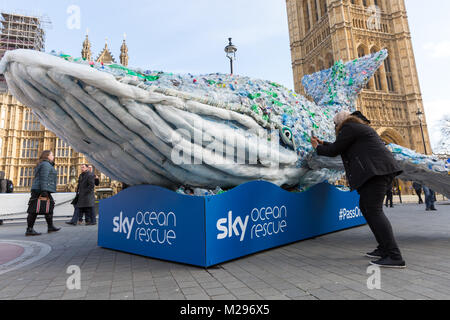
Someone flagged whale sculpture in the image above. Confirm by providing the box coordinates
[0,49,449,196]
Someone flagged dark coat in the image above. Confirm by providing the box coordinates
[76,172,95,208]
[31,161,57,193]
[317,116,402,191]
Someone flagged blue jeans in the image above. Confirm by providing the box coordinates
[79,207,96,224]
[423,186,436,210]
[70,207,91,224]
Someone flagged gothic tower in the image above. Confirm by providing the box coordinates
[81,31,92,61]
[286,0,432,155]
[120,34,129,67]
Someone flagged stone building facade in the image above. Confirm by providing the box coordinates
[0,24,128,194]
[285,0,432,154]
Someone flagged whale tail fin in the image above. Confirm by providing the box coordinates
[306,143,450,198]
[301,49,388,110]
[386,144,450,198]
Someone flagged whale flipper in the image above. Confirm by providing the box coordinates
[302,49,388,110]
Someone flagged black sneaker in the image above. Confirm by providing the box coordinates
[370,257,406,269]
[48,226,61,233]
[25,228,42,236]
[365,249,383,259]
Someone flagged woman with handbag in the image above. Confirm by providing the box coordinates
[26,150,61,236]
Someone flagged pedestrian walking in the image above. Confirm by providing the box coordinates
[25,150,61,236]
[75,164,96,226]
[0,171,13,193]
[423,186,437,212]
[0,171,7,193]
[311,111,406,268]
[412,182,424,204]
[385,180,394,208]
[396,180,403,204]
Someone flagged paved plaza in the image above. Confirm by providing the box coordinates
[0,200,449,300]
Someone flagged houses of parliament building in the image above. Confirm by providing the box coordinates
[0,12,128,193]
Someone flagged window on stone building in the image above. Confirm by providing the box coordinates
[384,56,395,92]
[56,166,68,185]
[326,53,334,68]
[321,0,327,14]
[23,110,40,131]
[314,0,319,21]
[371,47,383,91]
[0,107,5,128]
[358,45,366,58]
[56,139,72,158]
[358,45,371,89]
[0,137,2,156]
[304,0,311,32]
[21,139,39,159]
[20,167,34,187]
[374,0,382,10]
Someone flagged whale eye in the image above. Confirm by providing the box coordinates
[280,127,294,148]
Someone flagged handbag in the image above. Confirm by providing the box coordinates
[27,195,54,215]
[71,194,79,206]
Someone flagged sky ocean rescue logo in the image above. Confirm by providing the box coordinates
[113,211,177,245]
[216,206,288,242]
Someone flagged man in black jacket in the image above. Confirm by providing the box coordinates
[76,164,96,226]
[311,111,405,268]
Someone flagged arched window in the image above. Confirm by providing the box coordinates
[318,59,325,71]
[321,0,327,14]
[313,0,319,21]
[304,0,311,32]
[371,47,383,90]
[326,53,334,68]
[358,45,371,89]
[357,45,367,58]
[0,107,5,128]
[384,55,395,92]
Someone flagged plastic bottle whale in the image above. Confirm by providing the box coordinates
[0,49,448,196]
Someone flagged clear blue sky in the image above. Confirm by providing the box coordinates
[1,0,448,149]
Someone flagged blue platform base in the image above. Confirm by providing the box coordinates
[98,181,365,268]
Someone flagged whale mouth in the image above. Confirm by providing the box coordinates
[1,49,303,189]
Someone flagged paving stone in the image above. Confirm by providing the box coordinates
[0,201,448,300]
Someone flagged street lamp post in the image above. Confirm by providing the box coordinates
[416,108,428,155]
[224,38,237,75]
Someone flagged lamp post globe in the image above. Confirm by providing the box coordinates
[224,37,237,75]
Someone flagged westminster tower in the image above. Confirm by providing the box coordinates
[286,0,432,154]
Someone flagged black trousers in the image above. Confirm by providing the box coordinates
[414,189,423,204]
[27,191,55,229]
[385,190,393,207]
[358,175,403,260]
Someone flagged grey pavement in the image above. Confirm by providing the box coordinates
[0,200,449,300]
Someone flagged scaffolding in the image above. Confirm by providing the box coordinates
[0,11,51,91]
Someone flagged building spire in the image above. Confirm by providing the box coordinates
[120,33,129,67]
[81,29,92,61]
